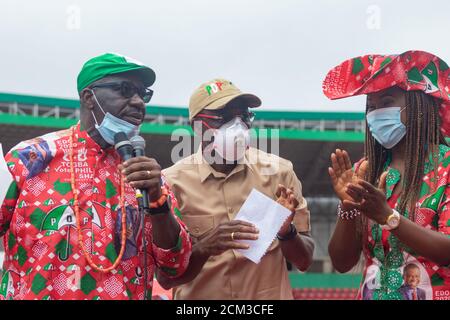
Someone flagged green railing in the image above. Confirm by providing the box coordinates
[0,114,365,142]
[0,92,365,121]
[0,92,366,142]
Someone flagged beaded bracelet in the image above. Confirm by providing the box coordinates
[150,186,169,209]
[337,203,361,220]
[148,187,170,215]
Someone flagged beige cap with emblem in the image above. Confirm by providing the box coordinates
[188,78,262,120]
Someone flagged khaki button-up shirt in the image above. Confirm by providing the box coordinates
[163,147,311,300]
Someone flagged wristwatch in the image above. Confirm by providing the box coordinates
[382,209,401,231]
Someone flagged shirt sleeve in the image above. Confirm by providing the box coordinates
[0,150,24,237]
[281,161,311,233]
[151,181,192,279]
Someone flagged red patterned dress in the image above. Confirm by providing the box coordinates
[358,145,450,300]
[0,124,192,299]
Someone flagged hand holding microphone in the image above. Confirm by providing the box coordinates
[114,133,167,301]
[114,133,163,210]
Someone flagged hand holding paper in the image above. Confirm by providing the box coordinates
[194,220,259,257]
[235,188,292,264]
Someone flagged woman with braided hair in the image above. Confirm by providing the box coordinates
[323,51,450,300]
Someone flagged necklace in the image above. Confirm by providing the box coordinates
[69,126,127,273]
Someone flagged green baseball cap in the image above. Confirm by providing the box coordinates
[77,53,156,92]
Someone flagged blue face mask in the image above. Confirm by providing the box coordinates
[366,107,406,149]
[90,90,140,145]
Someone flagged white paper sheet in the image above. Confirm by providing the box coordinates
[235,188,291,264]
[0,144,14,206]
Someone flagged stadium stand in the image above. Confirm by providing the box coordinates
[290,273,361,300]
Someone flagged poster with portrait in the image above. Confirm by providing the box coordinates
[361,253,433,300]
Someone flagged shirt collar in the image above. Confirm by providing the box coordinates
[73,122,116,155]
[194,146,254,183]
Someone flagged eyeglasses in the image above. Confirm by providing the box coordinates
[195,111,255,128]
[91,81,153,103]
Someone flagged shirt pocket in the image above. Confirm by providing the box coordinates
[181,215,215,240]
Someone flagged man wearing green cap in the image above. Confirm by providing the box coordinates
[0,53,192,300]
[159,79,314,299]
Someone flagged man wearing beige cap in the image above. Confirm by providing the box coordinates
[158,78,314,299]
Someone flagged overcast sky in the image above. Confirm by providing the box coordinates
[0,0,449,111]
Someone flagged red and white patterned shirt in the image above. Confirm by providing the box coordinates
[0,124,191,300]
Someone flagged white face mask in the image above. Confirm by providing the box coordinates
[212,117,250,162]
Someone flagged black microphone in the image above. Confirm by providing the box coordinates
[130,135,146,157]
[129,135,150,212]
[129,135,151,301]
[114,132,133,161]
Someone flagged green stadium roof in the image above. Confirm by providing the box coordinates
[0,92,366,142]
[0,92,365,121]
